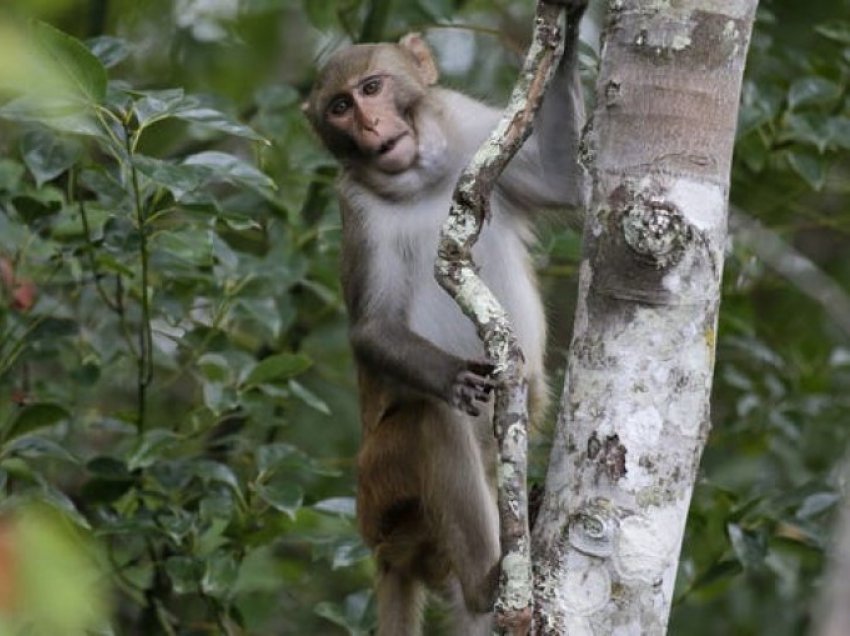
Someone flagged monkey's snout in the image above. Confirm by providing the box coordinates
[379,133,406,155]
[378,138,397,155]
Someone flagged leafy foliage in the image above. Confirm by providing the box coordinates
[0,0,848,635]
[0,9,361,635]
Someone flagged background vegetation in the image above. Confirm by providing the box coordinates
[0,0,848,634]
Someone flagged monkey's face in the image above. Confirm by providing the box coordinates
[322,72,419,174]
[305,38,439,176]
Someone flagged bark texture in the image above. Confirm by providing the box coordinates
[531,1,759,634]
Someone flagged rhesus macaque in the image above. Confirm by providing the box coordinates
[304,1,587,634]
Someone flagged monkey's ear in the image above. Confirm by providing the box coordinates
[399,32,439,86]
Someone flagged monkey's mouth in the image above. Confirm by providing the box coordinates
[378,132,409,155]
[373,131,416,173]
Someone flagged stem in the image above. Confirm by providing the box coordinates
[73,169,121,312]
[125,128,154,431]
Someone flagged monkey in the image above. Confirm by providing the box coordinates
[304,2,587,634]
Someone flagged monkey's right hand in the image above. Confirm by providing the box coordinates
[451,360,497,416]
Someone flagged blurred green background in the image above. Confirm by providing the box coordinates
[0,0,848,633]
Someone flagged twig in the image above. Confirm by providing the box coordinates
[124,124,154,431]
[433,2,568,633]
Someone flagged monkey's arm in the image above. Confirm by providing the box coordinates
[350,320,494,416]
[499,1,587,210]
[340,206,494,416]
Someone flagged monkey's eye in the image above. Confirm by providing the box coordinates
[328,96,352,116]
[362,77,382,96]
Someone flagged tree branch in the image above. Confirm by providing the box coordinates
[434,2,569,633]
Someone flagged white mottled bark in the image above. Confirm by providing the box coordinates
[531,1,759,634]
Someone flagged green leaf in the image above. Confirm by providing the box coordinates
[256,443,308,474]
[202,552,239,599]
[133,154,211,201]
[255,443,339,477]
[727,523,767,570]
[159,509,195,544]
[32,21,107,104]
[330,539,371,570]
[193,460,240,492]
[173,103,268,144]
[788,151,828,191]
[197,353,233,383]
[5,403,70,442]
[827,117,850,150]
[199,492,236,521]
[0,158,25,192]
[86,36,132,69]
[782,113,831,153]
[132,90,266,142]
[86,456,132,480]
[313,497,357,518]
[12,188,63,224]
[788,77,841,110]
[182,151,275,193]
[289,380,331,415]
[38,487,92,529]
[3,436,79,464]
[314,590,375,636]
[815,20,850,44]
[165,556,202,594]
[796,492,840,519]
[243,353,312,387]
[0,96,104,137]
[132,89,186,127]
[202,380,238,415]
[255,481,303,519]
[127,429,180,470]
[233,298,284,341]
[20,129,82,186]
[685,558,742,595]
[152,228,215,270]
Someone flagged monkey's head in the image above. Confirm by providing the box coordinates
[304,34,439,175]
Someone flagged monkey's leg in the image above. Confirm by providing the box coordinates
[441,576,495,636]
[422,406,500,615]
[376,566,425,636]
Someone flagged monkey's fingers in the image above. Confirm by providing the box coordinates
[467,359,497,378]
[454,388,481,416]
[465,402,482,417]
[458,371,496,396]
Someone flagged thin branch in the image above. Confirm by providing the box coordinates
[729,207,850,340]
[72,169,121,313]
[434,2,568,633]
[125,126,154,431]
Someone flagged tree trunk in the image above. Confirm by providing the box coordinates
[531,2,760,634]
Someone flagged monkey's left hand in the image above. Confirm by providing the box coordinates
[452,360,496,417]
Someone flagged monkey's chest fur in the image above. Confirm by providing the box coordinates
[362,185,546,375]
